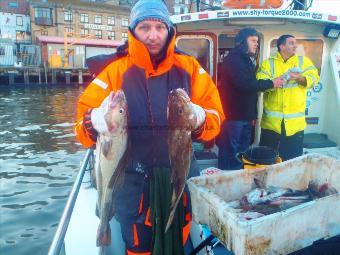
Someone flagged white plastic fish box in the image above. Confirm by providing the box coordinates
[187,153,340,255]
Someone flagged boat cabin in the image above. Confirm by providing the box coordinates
[171,9,340,152]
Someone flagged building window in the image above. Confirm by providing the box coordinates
[16,16,23,26]
[65,27,73,36]
[0,47,5,56]
[64,11,73,22]
[121,18,129,27]
[174,6,180,14]
[108,16,115,25]
[81,29,89,37]
[122,32,128,41]
[41,31,48,35]
[94,15,102,24]
[16,31,25,41]
[108,31,115,40]
[35,8,52,26]
[80,13,89,23]
[95,30,102,39]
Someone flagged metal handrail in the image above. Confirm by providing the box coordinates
[48,149,94,255]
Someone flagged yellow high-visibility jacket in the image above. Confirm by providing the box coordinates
[256,52,319,136]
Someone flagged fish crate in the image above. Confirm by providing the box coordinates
[187,153,340,255]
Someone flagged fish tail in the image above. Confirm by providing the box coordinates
[164,189,184,233]
[165,208,175,233]
[96,224,111,246]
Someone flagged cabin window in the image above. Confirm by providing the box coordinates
[269,38,324,73]
[176,36,213,76]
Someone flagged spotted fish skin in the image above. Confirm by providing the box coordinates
[95,90,129,248]
[165,88,197,233]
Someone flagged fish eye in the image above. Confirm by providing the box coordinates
[119,108,124,113]
[178,109,183,114]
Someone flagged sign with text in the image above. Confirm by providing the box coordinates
[84,23,113,31]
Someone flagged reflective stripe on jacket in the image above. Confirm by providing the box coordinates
[256,52,319,136]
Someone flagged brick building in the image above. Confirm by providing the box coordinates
[29,0,131,42]
[28,0,131,68]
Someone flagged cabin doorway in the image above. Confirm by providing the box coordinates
[217,34,235,87]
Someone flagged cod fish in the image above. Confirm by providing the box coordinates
[95,90,129,248]
[165,88,198,232]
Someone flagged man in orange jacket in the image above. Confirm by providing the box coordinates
[74,0,224,254]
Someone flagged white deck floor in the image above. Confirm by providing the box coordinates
[64,171,125,255]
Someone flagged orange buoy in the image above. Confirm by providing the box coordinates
[222,0,284,9]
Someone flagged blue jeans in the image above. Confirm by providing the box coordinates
[217,120,252,170]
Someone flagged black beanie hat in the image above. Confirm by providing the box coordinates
[235,27,259,54]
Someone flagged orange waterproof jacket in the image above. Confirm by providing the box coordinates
[75,30,224,164]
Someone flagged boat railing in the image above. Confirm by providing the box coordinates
[48,149,94,255]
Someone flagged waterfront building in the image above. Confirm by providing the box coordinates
[0,0,34,66]
[29,0,130,68]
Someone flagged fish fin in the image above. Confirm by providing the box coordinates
[108,138,130,190]
[96,224,111,246]
[102,140,113,159]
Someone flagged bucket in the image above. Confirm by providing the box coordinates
[236,146,282,170]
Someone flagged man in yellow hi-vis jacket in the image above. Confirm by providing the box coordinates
[256,35,319,160]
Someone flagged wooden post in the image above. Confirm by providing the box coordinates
[78,70,83,85]
[65,70,71,84]
[38,68,41,84]
[8,71,15,85]
[52,69,57,84]
[24,69,29,84]
[44,63,48,84]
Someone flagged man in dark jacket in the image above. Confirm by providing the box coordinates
[218,28,284,170]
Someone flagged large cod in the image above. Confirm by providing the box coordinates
[165,88,198,232]
[95,90,129,248]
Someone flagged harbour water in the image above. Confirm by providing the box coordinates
[0,84,86,255]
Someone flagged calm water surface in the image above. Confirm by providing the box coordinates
[0,85,87,255]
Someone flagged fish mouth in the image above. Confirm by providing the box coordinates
[110,90,127,108]
[169,88,190,104]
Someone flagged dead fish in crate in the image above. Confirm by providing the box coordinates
[95,91,129,248]
[308,181,338,198]
[238,178,313,216]
[165,88,198,232]
[240,186,290,207]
